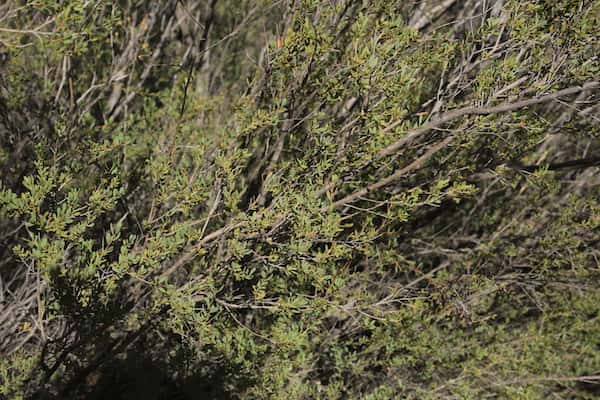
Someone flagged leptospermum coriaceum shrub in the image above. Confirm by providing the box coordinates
[1,0,599,398]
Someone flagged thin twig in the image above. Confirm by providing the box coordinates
[179,0,218,117]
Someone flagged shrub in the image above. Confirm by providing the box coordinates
[1,0,599,398]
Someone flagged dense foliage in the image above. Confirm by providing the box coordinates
[1,0,599,398]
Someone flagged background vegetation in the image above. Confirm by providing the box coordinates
[1,0,599,398]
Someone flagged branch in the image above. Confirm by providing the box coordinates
[323,136,455,211]
[318,81,599,205]
[161,220,245,278]
[164,83,600,274]
[513,156,600,173]
[377,81,599,160]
